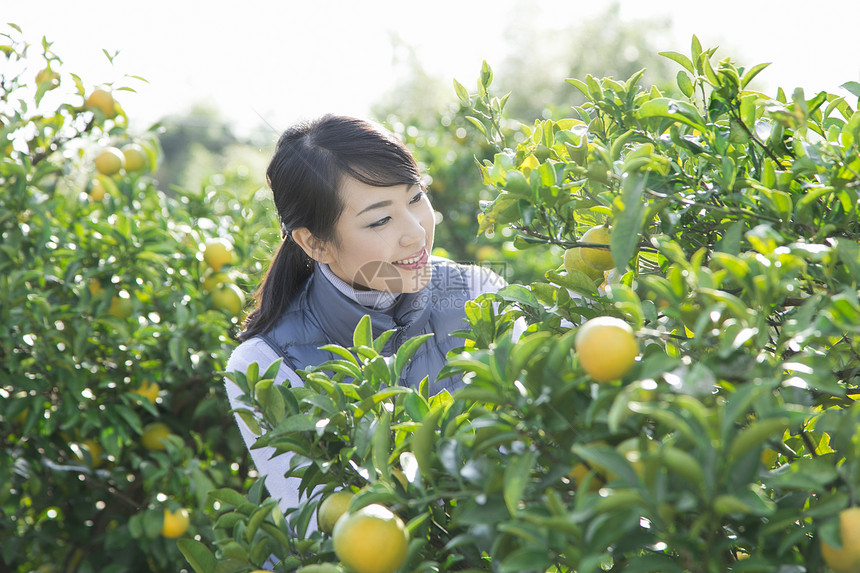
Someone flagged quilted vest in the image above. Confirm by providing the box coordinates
[257,257,474,394]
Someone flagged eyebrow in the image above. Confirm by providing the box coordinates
[354,185,417,217]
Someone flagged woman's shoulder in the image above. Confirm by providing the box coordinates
[225,336,282,375]
[430,255,507,298]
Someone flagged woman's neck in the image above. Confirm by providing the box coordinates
[317,263,400,311]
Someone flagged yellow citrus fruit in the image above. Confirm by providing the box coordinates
[211,283,245,316]
[821,507,860,569]
[109,294,133,319]
[563,247,606,281]
[132,381,160,404]
[121,143,148,172]
[332,504,409,573]
[579,226,614,271]
[161,507,190,538]
[203,238,234,271]
[141,422,173,451]
[202,272,230,292]
[822,507,860,572]
[85,88,116,119]
[574,316,639,382]
[35,68,60,88]
[88,278,105,296]
[89,179,106,201]
[94,147,125,176]
[567,462,602,492]
[318,490,355,534]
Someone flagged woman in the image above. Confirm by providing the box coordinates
[225,115,505,522]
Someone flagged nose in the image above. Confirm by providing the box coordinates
[399,211,425,248]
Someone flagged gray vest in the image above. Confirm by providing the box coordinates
[258,258,473,394]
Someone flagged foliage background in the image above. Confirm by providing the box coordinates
[3,5,860,572]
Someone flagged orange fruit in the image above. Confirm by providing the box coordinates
[332,504,409,573]
[210,283,244,316]
[579,226,614,271]
[821,507,860,572]
[161,507,190,538]
[86,88,116,119]
[121,143,147,172]
[575,316,639,382]
[317,490,355,533]
[141,422,173,451]
[564,247,606,281]
[203,238,234,271]
[95,147,125,176]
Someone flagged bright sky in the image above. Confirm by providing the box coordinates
[7,0,860,138]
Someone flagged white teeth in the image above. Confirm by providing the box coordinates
[395,251,424,265]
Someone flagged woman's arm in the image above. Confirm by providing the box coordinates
[225,338,318,531]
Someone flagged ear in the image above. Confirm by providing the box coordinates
[291,227,334,264]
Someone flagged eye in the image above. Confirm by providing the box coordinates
[369,217,391,228]
[409,190,425,204]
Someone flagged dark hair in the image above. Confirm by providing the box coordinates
[238,115,423,341]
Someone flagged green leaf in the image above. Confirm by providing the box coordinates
[637,98,707,131]
[499,547,552,573]
[412,405,445,477]
[372,409,392,481]
[676,70,694,98]
[177,539,217,573]
[453,78,471,105]
[658,51,695,74]
[611,173,646,272]
[394,333,433,380]
[503,448,537,515]
[727,418,789,462]
[565,78,590,98]
[353,314,373,348]
[208,488,248,509]
[741,62,771,88]
[841,81,860,99]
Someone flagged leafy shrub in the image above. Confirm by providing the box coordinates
[200,37,860,572]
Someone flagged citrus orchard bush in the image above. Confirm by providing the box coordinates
[0,26,279,571]
[192,38,860,572]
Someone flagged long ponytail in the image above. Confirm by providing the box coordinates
[238,238,313,341]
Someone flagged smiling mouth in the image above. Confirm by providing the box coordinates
[393,248,428,268]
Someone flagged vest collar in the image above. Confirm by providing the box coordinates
[306,267,434,353]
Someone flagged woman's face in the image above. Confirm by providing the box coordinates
[321,177,436,293]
